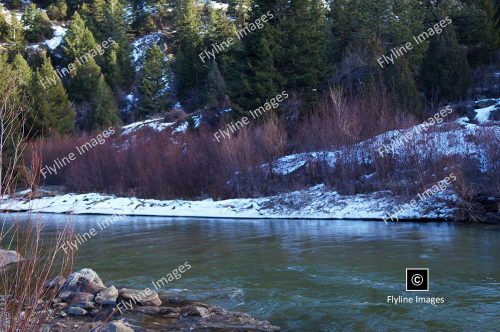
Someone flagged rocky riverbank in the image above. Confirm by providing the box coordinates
[7,268,280,332]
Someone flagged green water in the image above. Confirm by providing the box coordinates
[2,214,499,331]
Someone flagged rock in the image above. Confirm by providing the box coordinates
[66,307,88,316]
[95,286,118,306]
[69,301,95,310]
[475,99,496,109]
[66,292,95,304]
[52,302,68,311]
[76,277,106,295]
[157,293,191,307]
[61,269,105,292]
[91,320,135,332]
[133,306,180,315]
[181,305,211,318]
[58,291,72,302]
[45,276,66,290]
[117,288,161,307]
[0,249,23,268]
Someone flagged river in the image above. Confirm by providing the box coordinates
[1,214,499,331]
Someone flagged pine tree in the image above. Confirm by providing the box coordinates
[23,4,53,42]
[11,54,32,89]
[227,0,252,28]
[47,0,68,21]
[205,60,227,111]
[63,11,98,62]
[138,43,167,117]
[237,0,283,111]
[174,0,205,107]
[384,57,421,114]
[0,6,8,42]
[6,15,25,56]
[420,23,472,101]
[93,75,120,128]
[30,53,75,135]
[278,0,328,109]
[68,58,102,103]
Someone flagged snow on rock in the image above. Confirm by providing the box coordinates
[0,184,458,220]
[121,118,175,136]
[131,32,163,69]
[45,23,67,50]
[270,99,500,176]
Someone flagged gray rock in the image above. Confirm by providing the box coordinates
[58,291,72,301]
[66,306,88,316]
[66,292,95,304]
[69,300,95,310]
[117,288,161,307]
[0,249,22,268]
[92,320,134,332]
[44,276,66,290]
[76,276,106,295]
[95,286,118,306]
[61,268,105,292]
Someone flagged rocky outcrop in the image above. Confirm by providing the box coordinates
[40,268,279,332]
[0,249,22,268]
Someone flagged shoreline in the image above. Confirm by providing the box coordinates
[0,185,466,223]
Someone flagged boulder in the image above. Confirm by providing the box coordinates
[66,292,95,304]
[92,320,135,332]
[69,300,95,310]
[66,306,88,316]
[117,288,161,307]
[44,276,66,290]
[95,286,118,306]
[61,268,104,292]
[77,277,106,295]
[0,249,22,268]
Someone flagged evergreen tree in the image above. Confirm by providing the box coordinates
[23,4,53,42]
[237,0,283,111]
[63,11,98,62]
[205,60,227,110]
[384,57,421,114]
[278,0,328,109]
[11,54,32,89]
[47,0,68,21]
[174,0,205,107]
[30,53,75,135]
[138,43,167,117]
[68,58,102,103]
[93,75,121,128]
[0,6,8,42]
[6,15,25,56]
[228,0,252,28]
[420,23,472,101]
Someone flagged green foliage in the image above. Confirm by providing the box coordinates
[6,14,25,56]
[11,53,32,88]
[93,75,121,128]
[63,11,98,62]
[205,60,227,111]
[228,0,253,28]
[174,0,205,106]
[420,23,472,101]
[278,0,328,109]
[47,0,68,21]
[138,43,167,117]
[23,4,53,43]
[30,53,75,135]
[0,5,8,42]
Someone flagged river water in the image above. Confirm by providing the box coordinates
[2,214,499,331]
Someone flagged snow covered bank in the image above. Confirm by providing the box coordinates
[0,184,458,221]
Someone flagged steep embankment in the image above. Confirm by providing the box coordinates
[3,98,498,222]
